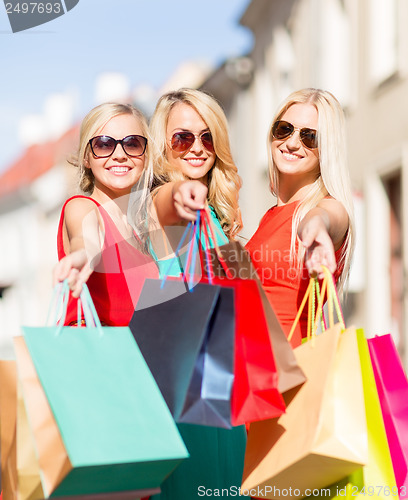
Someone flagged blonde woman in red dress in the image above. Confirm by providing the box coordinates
[53,102,160,325]
[246,88,355,347]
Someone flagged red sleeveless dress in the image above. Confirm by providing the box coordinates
[57,195,159,326]
[246,202,344,348]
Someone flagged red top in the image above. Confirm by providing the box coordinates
[57,196,159,326]
[246,201,344,348]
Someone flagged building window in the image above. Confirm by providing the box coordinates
[384,172,404,356]
[318,0,352,107]
[369,0,399,85]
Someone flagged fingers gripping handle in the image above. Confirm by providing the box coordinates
[48,280,103,336]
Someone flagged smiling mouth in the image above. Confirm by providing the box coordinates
[281,151,303,161]
[108,166,131,173]
[184,158,206,166]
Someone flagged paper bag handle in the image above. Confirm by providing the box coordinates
[160,211,201,291]
[288,277,324,344]
[200,207,234,280]
[288,266,345,344]
[47,280,103,336]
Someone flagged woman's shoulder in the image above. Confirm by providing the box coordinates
[62,196,100,224]
[64,195,99,210]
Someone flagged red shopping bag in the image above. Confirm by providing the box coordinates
[199,209,285,426]
[368,334,408,497]
[201,274,286,426]
[204,240,306,395]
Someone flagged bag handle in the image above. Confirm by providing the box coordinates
[160,220,194,289]
[312,266,345,333]
[200,205,229,251]
[200,211,215,282]
[160,211,202,291]
[47,280,103,336]
[184,210,201,289]
[288,266,345,344]
[200,207,234,280]
[159,207,233,289]
[47,280,70,326]
[321,266,345,329]
[288,277,323,344]
[185,209,225,286]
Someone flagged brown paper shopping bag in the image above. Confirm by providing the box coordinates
[16,381,45,500]
[14,337,70,498]
[242,272,368,498]
[0,360,18,500]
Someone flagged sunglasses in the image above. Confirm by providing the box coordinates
[272,120,318,149]
[89,135,147,158]
[170,131,214,153]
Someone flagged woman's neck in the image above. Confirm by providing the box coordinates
[277,174,318,206]
[91,188,131,233]
[92,187,129,214]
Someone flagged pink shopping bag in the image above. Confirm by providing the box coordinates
[368,334,408,498]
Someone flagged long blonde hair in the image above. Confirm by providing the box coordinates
[150,88,242,239]
[267,88,355,291]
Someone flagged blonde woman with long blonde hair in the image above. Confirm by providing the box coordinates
[246,88,355,348]
[145,88,242,277]
[145,88,247,500]
[53,102,159,325]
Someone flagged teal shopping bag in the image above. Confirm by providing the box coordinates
[21,282,188,498]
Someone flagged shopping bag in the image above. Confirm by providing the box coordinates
[367,334,407,497]
[206,239,306,394]
[306,329,398,500]
[130,278,235,428]
[242,270,368,498]
[14,336,162,500]
[199,275,286,426]
[20,282,188,498]
[16,379,45,500]
[15,335,68,500]
[130,213,236,429]
[199,209,286,426]
[0,361,18,500]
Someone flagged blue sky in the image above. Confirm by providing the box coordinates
[0,0,253,171]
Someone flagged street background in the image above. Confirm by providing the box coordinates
[0,0,407,369]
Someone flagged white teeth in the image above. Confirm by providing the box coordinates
[110,167,129,173]
[282,152,301,160]
[186,159,205,166]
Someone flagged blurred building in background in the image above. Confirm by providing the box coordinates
[0,74,136,357]
[200,0,408,366]
[1,0,408,367]
[0,127,78,357]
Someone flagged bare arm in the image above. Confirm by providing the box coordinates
[298,198,349,278]
[53,198,103,297]
[153,180,208,226]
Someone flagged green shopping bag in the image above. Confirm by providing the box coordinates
[20,282,188,498]
[307,328,398,499]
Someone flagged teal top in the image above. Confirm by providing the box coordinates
[152,206,228,278]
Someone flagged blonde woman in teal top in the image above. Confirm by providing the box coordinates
[146,88,246,500]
